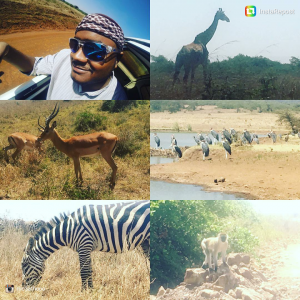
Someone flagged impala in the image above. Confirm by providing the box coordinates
[37,104,118,188]
[3,132,42,163]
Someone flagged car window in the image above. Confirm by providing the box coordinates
[121,50,149,78]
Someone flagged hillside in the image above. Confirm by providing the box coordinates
[0,0,86,35]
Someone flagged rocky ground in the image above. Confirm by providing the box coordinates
[151,239,300,299]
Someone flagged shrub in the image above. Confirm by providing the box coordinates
[74,111,107,132]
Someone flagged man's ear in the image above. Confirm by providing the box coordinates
[51,121,57,128]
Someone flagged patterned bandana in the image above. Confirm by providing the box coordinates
[75,14,125,50]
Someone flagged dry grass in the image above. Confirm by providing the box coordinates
[0,101,150,200]
[150,105,294,133]
[1,0,84,35]
[0,229,150,299]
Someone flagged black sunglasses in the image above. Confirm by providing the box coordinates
[69,38,120,62]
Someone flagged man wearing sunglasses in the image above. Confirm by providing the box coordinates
[0,14,127,100]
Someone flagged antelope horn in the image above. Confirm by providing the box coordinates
[38,116,45,130]
[45,103,60,128]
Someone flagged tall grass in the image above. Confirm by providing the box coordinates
[0,228,149,299]
[0,101,149,200]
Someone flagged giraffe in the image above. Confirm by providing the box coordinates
[173,8,230,87]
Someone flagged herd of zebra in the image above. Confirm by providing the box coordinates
[153,128,298,161]
[0,218,46,238]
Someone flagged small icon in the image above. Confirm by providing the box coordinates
[5,285,14,293]
[245,6,256,17]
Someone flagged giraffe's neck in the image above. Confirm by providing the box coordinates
[194,15,219,45]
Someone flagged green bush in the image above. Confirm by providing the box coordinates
[74,111,107,132]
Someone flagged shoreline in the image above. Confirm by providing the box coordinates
[150,176,254,200]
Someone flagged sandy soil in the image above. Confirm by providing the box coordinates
[151,136,300,200]
[151,105,294,133]
[0,30,74,94]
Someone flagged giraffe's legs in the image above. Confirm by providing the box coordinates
[173,52,184,86]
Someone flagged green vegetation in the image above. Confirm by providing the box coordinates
[151,54,300,100]
[150,200,259,292]
[150,100,300,113]
[0,100,149,200]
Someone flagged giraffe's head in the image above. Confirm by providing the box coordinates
[21,237,45,288]
[216,8,230,22]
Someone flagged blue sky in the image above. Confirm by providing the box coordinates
[0,200,132,221]
[151,0,300,63]
[68,0,150,39]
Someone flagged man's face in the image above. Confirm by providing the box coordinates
[70,30,121,91]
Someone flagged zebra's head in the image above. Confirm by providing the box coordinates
[21,237,45,287]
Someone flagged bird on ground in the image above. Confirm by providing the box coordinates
[200,141,209,161]
[171,141,182,158]
[222,140,231,159]
[243,130,252,144]
[270,131,277,143]
[198,133,205,141]
[230,128,237,136]
[253,137,259,144]
[210,129,219,143]
[171,134,177,146]
[194,135,200,145]
[223,128,232,144]
[153,133,161,149]
[205,135,212,145]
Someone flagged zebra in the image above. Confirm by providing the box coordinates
[28,220,46,234]
[22,201,150,290]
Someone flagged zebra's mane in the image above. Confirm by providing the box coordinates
[34,213,68,240]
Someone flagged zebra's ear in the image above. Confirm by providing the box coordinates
[25,237,35,254]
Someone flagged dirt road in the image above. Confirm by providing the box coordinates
[0,30,74,94]
[258,240,300,300]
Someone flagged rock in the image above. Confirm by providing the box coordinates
[239,268,254,280]
[157,286,166,297]
[241,255,250,264]
[184,268,208,285]
[214,273,239,293]
[228,289,236,298]
[214,179,218,183]
[235,287,265,300]
[228,253,243,266]
[218,177,226,182]
[201,289,220,298]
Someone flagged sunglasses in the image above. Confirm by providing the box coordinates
[69,38,120,62]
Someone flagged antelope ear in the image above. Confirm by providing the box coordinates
[51,121,57,128]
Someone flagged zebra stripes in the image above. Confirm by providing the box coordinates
[28,220,46,234]
[21,201,150,290]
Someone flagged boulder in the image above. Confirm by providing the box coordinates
[184,268,208,285]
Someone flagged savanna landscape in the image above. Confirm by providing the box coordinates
[150,200,300,300]
[0,100,149,200]
[0,220,149,300]
[150,100,300,200]
[0,0,86,94]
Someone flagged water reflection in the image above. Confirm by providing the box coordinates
[150,180,245,200]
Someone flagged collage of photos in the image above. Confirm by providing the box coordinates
[1,0,300,299]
